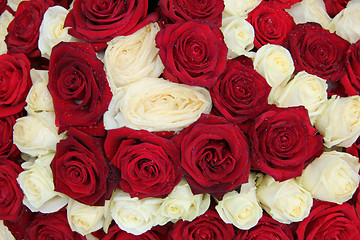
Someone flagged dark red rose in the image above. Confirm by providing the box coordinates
[323,0,350,17]
[210,57,271,123]
[286,22,350,83]
[168,210,235,240]
[346,136,360,158]
[48,42,112,129]
[0,159,24,221]
[251,105,323,181]
[0,0,6,15]
[159,0,224,26]
[156,20,227,87]
[5,0,51,59]
[51,128,120,206]
[101,224,161,240]
[0,114,20,161]
[174,114,250,198]
[64,0,153,45]
[0,53,31,118]
[246,1,295,49]
[4,207,35,240]
[24,211,86,240]
[341,40,360,96]
[272,0,301,9]
[234,213,294,240]
[296,200,360,240]
[105,127,182,199]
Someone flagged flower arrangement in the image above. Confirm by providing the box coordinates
[1,0,360,239]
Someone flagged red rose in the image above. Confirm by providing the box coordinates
[323,0,350,18]
[296,200,360,240]
[247,1,295,49]
[174,114,250,198]
[0,53,31,118]
[64,0,152,45]
[286,22,350,83]
[101,224,161,240]
[234,213,294,240]
[24,211,86,240]
[346,136,360,158]
[104,127,182,199]
[51,128,120,206]
[0,114,20,161]
[0,159,24,221]
[156,20,227,87]
[159,0,224,26]
[48,42,112,129]
[4,207,35,240]
[5,0,51,59]
[272,0,301,9]
[341,40,360,96]
[210,57,271,123]
[168,210,235,240]
[251,105,323,181]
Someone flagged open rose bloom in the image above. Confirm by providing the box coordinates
[2,0,360,239]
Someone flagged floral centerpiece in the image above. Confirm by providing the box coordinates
[1,0,360,239]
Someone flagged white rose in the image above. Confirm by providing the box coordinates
[107,190,162,235]
[25,69,54,113]
[329,0,360,44]
[272,71,328,124]
[223,0,262,18]
[38,6,78,59]
[104,22,164,91]
[315,95,360,148]
[221,16,255,59]
[67,199,105,236]
[297,151,360,204]
[0,10,14,55]
[256,174,313,224]
[0,220,15,240]
[254,44,294,89]
[157,179,210,225]
[104,78,212,132]
[286,0,331,30]
[215,173,262,230]
[13,112,65,157]
[17,153,68,213]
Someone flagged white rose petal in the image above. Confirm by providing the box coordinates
[13,112,65,157]
[39,6,78,59]
[108,190,162,235]
[297,151,360,204]
[7,0,25,11]
[104,78,212,132]
[0,220,15,240]
[315,95,360,148]
[104,22,164,91]
[286,0,332,29]
[215,173,262,230]
[256,174,313,224]
[0,10,14,55]
[223,0,262,18]
[272,71,328,124]
[157,179,210,225]
[67,199,105,236]
[17,153,68,213]
[329,0,360,43]
[221,16,255,59]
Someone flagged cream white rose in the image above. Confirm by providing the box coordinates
[17,153,68,213]
[297,151,360,204]
[315,95,360,148]
[13,112,65,157]
[104,78,212,132]
[0,10,14,55]
[0,220,15,240]
[329,0,360,43]
[223,0,262,18]
[272,71,328,124]
[25,69,54,113]
[221,16,255,59]
[104,22,164,91]
[38,6,77,59]
[107,190,162,235]
[157,179,210,225]
[215,173,262,230]
[286,0,331,29]
[254,44,294,90]
[256,174,313,224]
[67,199,105,236]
